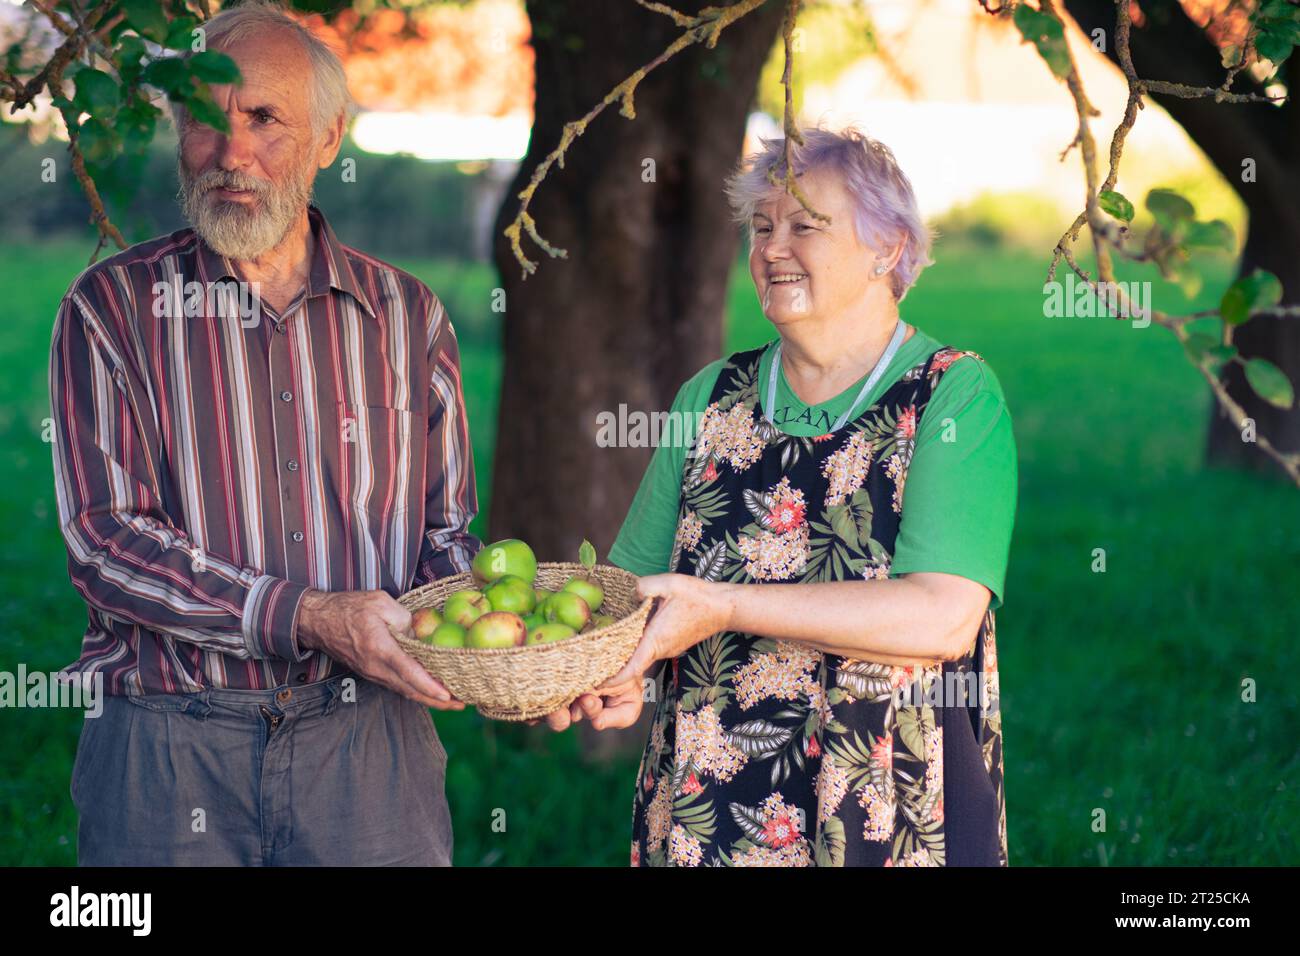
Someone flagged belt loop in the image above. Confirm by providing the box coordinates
[184,690,212,720]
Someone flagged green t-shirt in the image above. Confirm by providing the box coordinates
[608,326,1018,609]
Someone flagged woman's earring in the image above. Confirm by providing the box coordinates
[873,262,888,276]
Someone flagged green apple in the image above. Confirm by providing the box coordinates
[589,612,615,630]
[562,576,604,613]
[521,613,544,632]
[526,622,576,646]
[411,607,442,641]
[485,574,536,614]
[430,622,466,647]
[472,539,538,586]
[443,588,491,628]
[542,591,590,631]
[466,611,528,649]
[534,587,552,607]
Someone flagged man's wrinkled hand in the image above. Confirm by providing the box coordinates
[297,589,464,710]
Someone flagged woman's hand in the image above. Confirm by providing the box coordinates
[532,573,734,732]
[600,573,735,689]
[535,675,646,732]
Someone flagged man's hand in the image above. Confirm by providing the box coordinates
[297,589,464,710]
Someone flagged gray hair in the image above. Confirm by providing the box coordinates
[170,0,355,142]
[725,125,934,300]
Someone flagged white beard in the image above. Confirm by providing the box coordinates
[178,155,315,260]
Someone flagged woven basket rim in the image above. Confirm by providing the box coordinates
[396,562,651,655]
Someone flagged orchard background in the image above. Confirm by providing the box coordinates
[0,0,1297,865]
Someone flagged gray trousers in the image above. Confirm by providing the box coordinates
[70,674,453,866]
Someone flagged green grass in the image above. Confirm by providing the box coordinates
[1,239,1296,866]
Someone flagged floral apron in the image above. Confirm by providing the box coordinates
[630,344,1007,866]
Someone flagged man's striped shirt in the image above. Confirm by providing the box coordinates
[49,206,480,695]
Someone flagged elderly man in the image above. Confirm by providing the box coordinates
[50,2,478,865]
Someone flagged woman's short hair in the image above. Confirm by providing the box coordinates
[725,125,934,300]
[170,0,355,141]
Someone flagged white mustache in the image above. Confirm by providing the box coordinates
[194,172,270,197]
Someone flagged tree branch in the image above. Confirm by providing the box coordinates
[503,0,769,276]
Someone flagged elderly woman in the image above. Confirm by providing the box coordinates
[553,126,1016,867]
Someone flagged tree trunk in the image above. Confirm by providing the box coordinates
[491,1,786,756]
[1063,0,1300,474]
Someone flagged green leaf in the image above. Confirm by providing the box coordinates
[1183,219,1235,252]
[1098,190,1135,222]
[827,503,857,544]
[75,118,119,164]
[71,66,119,114]
[1244,358,1295,409]
[115,93,161,149]
[165,15,202,52]
[1205,344,1238,372]
[1255,29,1295,67]
[188,50,241,85]
[1182,332,1219,364]
[578,538,596,570]
[114,34,147,79]
[142,56,190,96]
[1145,188,1196,226]
[183,90,229,134]
[1013,4,1071,78]
[815,817,846,867]
[1220,270,1284,325]
[1259,0,1300,19]
[120,0,170,43]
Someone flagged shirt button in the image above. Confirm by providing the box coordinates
[287,459,299,472]
[296,672,308,684]
[276,323,286,334]
[292,531,304,542]
[280,390,292,402]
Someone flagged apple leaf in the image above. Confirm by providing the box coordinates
[1182,332,1219,365]
[1244,358,1295,409]
[579,538,596,570]
[164,15,201,52]
[1099,190,1134,222]
[1013,4,1071,79]
[120,0,169,43]
[1220,270,1283,325]
[1260,0,1299,18]
[1183,219,1235,253]
[183,92,229,134]
[189,50,241,85]
[71,66,120,115]
[141,56,189,96]
[1255,31,1294,67]
[1145,188,1196,228]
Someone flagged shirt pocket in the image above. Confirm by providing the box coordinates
[335,401,418,537]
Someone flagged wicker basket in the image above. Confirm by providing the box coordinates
[395,563,652,721]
